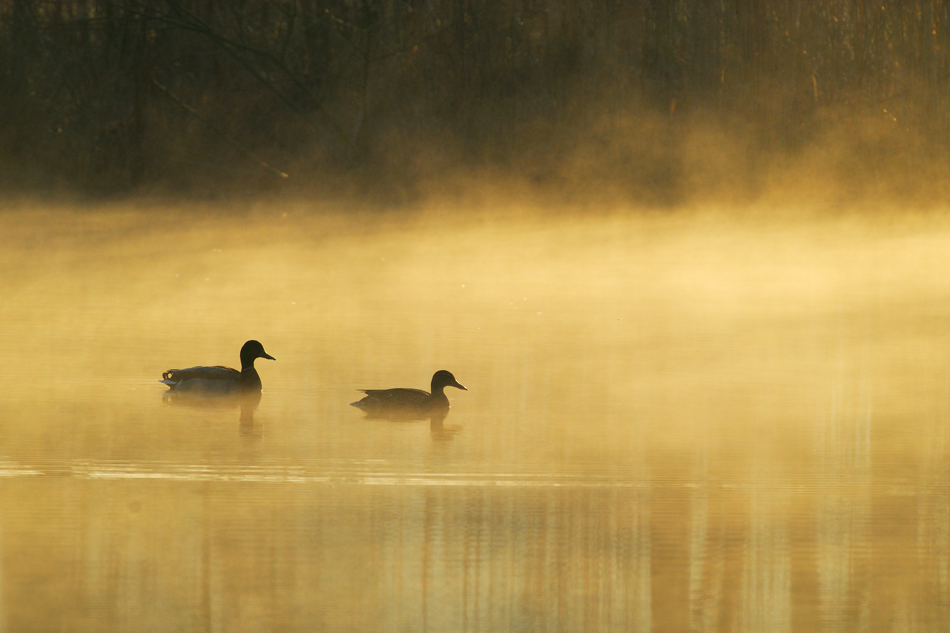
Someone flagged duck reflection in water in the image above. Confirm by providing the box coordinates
[159,340,275,437]
[351,370,467,438]
[428,411,462,441]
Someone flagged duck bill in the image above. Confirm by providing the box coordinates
[452,380,467,391]
[261,352,276,361]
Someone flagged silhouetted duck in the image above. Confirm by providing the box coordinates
[351,370,467,417]
[160,340,275,395]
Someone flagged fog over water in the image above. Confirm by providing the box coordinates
[2,201,950,631]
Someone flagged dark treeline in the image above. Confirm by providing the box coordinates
[2,0,950,198]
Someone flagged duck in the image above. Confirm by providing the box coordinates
[160,340,275,395]
[351,370,467,417]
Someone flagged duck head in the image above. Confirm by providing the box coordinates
[431,370,466,394]
[240,340,276,370]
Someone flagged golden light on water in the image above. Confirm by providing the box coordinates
[2,201,950,630]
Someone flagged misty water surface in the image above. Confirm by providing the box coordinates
[1,202,949,631]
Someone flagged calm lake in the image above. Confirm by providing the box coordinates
[2,201,949,631]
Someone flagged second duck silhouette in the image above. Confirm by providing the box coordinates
[351,370,467,418]
[160,340,275,396]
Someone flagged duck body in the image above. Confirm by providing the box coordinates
[160,340,275,397]
[351,370,466,418]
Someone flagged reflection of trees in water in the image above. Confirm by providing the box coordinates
[815,343,872,630]
[407,485,654,631]
[5,454,950,630]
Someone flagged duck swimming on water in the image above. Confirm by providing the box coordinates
[160,340,275,395]
[351,370,467,418]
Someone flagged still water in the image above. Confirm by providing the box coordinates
[1,201,950,631]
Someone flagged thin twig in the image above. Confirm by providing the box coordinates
[161,0,357,152]
[151,77,289,179]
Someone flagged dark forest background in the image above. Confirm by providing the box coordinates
[2,0,950,201]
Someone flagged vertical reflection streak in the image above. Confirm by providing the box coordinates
[689,484,712,633]
[421,488,432,633]
[637,489,652,633]
[817,339,871,633]
[740,482,791,633]
[200,485,212,633]
[915,357,950,629]
[0,501,5,633]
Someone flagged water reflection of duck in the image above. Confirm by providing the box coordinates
[160,340,275,395]
[429,414,462,441]
[161,396,263,438]
[350,370,467,418]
